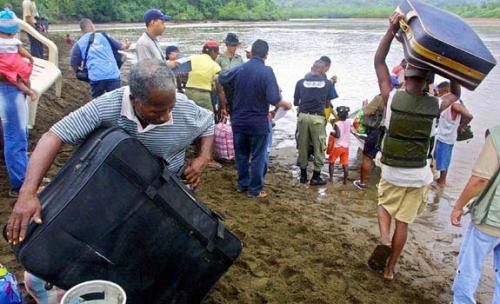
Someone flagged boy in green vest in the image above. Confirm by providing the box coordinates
[451,125,500,303]
[368,12,461,280]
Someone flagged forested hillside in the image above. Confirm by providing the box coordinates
[0,0,283,22]
[277,0,500,18]
[0,0,498,23]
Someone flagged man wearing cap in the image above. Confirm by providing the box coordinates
[368,12,461,281]
[136,9,177,69]
[22,0,43,58]
[185,40,226,116]
[216,33,243,72]
[70,18,130,98]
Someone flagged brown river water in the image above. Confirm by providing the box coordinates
[31,19,500,302]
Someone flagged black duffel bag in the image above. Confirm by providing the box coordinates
[9,127,242,303]
[75,33,95,82]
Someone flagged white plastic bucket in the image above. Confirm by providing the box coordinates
[60,280,126,304]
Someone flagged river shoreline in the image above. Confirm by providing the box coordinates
[45,17,500,33]
[0,32,493,303]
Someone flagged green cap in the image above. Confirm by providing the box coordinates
[405,64,430,79]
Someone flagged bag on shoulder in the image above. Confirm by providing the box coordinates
[457,100,474,142]
[363,110,383,129]
[75,33,95,82]
[102,32,125,69]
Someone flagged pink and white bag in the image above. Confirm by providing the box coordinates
[214,119,234,160]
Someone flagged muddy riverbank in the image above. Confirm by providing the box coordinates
[0,34,462,303]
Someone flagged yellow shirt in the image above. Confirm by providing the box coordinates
[186,54,221,91]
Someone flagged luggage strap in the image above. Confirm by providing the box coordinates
[106,154,226,252]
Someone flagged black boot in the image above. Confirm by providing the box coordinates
[300,169,308,184]
[310,170,327,186]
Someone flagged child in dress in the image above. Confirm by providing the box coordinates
[0,9,37,100]
[327,106,351,184]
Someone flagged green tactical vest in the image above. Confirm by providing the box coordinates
[381,90,439,168]
[471,126,500,229]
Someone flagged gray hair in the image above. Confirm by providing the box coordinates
[129,59,176,103]
[311,60,327,74]
[79,18,93,31]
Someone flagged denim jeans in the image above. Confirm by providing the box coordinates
[28,33,44,59]
[0,83,29,191]
[452,224,500,304]
[90,78,121,99]
[264,120,273,175]
[233,131,270,196]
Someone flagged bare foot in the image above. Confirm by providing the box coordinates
[383,269,394,281]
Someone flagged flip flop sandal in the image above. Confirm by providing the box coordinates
[368,244,391,272]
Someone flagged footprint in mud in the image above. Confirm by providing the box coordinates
[280,265,301,281]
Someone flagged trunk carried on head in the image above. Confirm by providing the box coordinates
[396,0,496,91]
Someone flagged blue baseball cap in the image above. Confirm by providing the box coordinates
[144,9,172,24]
[0,9,19,34]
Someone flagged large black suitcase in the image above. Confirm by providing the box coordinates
[11,127,242,303]
[396,0,496,90]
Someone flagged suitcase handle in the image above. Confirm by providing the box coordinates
[79,127,122,163]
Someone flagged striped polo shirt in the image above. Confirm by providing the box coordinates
[51,86,214,173]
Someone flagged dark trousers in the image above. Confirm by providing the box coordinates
[90,79,121,99]
[233,131,270,196]
[28,34,44,59]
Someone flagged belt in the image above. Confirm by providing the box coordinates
[186,87,211,93]
[300,111,323,117]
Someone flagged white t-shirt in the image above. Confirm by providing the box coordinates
[0,37,21,54]
[380,90,435,188]
[436,101,461,145]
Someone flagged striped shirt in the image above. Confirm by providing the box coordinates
[51,86,214,173]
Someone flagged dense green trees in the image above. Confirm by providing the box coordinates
[0,0,282,22]
[0,0,498,22]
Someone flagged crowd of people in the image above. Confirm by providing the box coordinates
[0,5,498,303]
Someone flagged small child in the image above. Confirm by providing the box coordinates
[327,106,351,184]
[0,10,37,100]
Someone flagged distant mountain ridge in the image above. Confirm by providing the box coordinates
[273,0,490,8]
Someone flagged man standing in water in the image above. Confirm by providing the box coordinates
[369,12,460,280]
[450,126,500,303]
[434,81,473,188]
[294,60,336,185]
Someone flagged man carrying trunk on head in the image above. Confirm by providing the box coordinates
[368,12,461,281]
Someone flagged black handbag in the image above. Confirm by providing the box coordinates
[75,33,95,82]
[456,100,474,142]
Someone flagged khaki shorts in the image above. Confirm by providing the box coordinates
[377,178,428,224]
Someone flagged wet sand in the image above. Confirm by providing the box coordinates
[0,34,459,303]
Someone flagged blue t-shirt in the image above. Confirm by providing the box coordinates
[219,57,281,135]
[294,74,337,115]
[70,32,122,82]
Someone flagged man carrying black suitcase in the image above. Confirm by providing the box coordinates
[7,58,215,245]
